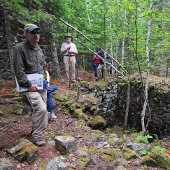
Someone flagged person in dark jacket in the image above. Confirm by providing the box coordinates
[92,53,102,78]
[13,24,48,146]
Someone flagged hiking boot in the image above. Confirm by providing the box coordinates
[35,140,47,147]
[71,79,76,83]
[51,112,57,119]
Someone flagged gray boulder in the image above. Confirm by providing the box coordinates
[127,142,150,154]
[55,136,76,155]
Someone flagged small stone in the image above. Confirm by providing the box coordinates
[46,156,68,170]
[7,138,38,163]
[55,136,76,155]
[14,108,24,115]
[0,158,14,170]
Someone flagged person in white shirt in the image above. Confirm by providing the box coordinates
[60,33,78,82]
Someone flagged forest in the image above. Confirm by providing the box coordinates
[2,0,170,75]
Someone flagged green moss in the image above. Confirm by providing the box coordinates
[77,158,89,169]
[101,149,116,162]
[95,81,109,90]
[141,155,158,167]
[44,131,55,140]
[72,109,83,118]
[76,119,91,130]
[1,105,11,114]
[65,100,75,108]
[146,150,170,169]
[91,115,106,128]
[13,103,24,111]
[57,131,75,138]
[123,148,137,160]
[36,158,47,170]
[55,94,68,108]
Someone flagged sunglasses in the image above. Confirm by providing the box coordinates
[30,30,40,35]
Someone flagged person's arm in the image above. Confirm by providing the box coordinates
[69,44,78,55]
[60,43,71,54]
[13,46,37,92]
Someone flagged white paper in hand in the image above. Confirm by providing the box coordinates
[15,73,44,92]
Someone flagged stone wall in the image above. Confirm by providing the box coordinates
[81,79,170,138]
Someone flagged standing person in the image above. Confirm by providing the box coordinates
[60,33,78,83]
[44,61,58,119]
[92,53,102,78]
[13,24,48,146]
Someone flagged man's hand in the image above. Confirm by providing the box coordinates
[67,46,71,51]
[28,84,37,92]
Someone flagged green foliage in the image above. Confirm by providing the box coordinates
[153,146,166,153]
[135,133,153,144]
[2,0,170,72]
[139,150,149,156]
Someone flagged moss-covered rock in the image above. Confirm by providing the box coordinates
[76,119,91,130]
[91,115,106,129]
[101,149,116,162]
[95,81,109,90]
[123,148,137,160]
[141,149,170,169]
[71,109,83,118]
[7,138,38,163]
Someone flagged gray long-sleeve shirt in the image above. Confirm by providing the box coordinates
[13,40,45,88]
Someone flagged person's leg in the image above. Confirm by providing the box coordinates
[47,85,57,119]
[64,56,69,79]
[71,59,76,81]
[26,91,48,145]
[93,63,98,77]
[47,85,57,93]
[47,92,54,113]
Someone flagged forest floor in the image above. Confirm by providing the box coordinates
[0,71,170,170]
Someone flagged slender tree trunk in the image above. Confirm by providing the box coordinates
[141,16,152,133]
[123,78,130,130]
[85,0,91,26]
[115,40,119,63]
[166,59,169,77]
[122,38,125,67]
[103,12,106,80]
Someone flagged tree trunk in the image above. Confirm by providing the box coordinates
[121,38,125,67]
[103,12,106,80]
[123,79,130,130]
[141,15,152,133]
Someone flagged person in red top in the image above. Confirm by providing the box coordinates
[92,53,102,78]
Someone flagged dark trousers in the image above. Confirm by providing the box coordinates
[47,85,57,113]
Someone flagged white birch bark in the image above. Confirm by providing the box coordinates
[122,38,125,66]
[141,1,153,132]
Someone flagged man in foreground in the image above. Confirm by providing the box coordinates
[60,33,78,82]
[13,24,48,146]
